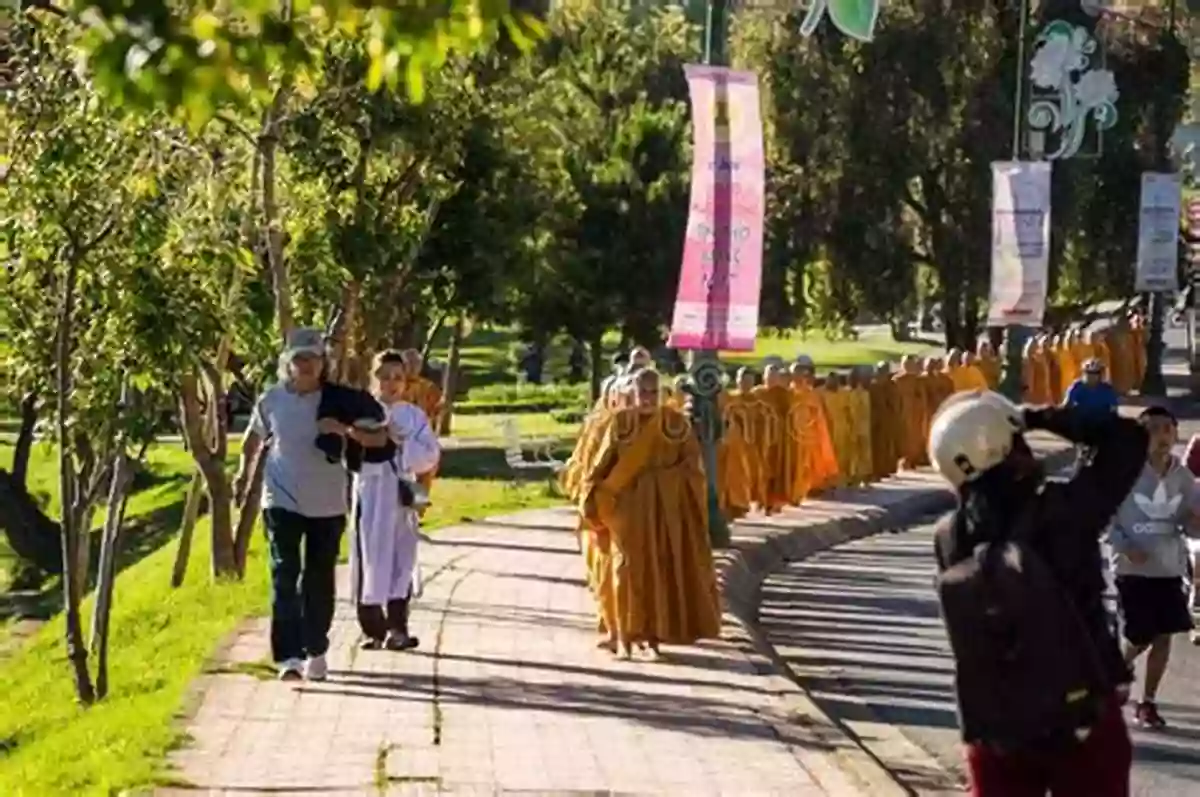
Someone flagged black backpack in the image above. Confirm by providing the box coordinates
[936,507,1108,751]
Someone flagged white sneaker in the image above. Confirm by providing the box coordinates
[305,653,328,681]
[278,658,304,681]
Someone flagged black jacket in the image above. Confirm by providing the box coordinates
[935,405,1149,692]
[315,382,396,472]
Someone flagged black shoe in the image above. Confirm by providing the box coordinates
[384,633,420,651]
[359,637,383,650]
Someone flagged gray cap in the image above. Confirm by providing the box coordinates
[283,327,326,360]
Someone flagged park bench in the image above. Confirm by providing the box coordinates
[499,419,580,553]
[500,417,565,476]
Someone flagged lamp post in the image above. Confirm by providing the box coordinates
[998,0,1033,403]
[1137,0,1181,397]
[999,4,1120,400]
[686,0,732,550]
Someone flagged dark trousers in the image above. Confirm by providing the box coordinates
[356,593,412,642]
[263,507,344,663]
[966,695,1132,797]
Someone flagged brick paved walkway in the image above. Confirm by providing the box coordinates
[163,469,985,797]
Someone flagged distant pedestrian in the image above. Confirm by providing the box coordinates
[1062,358,1118,419]
[1063,358,1119,471]
[928,392,1146,796]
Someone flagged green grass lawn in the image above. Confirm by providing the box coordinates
[0,435,563,796]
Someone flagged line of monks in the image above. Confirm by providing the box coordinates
[557,316,1147,659]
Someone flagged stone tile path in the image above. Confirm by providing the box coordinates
[163,470,990,796]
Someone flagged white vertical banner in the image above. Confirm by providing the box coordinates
[1135,172,1182,293]
[988,161,1051,327]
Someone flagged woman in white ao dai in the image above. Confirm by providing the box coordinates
[350,351,441,650]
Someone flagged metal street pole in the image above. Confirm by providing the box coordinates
[687,0,732,549]
[999,0,1033,402]
[1140,1,1178,398]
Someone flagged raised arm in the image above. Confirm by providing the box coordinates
[1025,405,1147,537]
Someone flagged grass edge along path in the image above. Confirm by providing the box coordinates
[0,451,562,797]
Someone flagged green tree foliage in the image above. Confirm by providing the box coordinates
[760,1,1188,346]
[52,0,548,126]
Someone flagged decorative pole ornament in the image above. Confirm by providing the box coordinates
[1026,20,1119,161]
[799,0,882,42]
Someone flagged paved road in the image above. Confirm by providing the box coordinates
[762,516,1200,796]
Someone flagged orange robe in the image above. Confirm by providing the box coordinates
[792,384,839,499]
[716,394,753,521]
[726,391,769,510]
[820,390,854,489]
[949,365,989,393]
[892,373,928,469]
[868,376,900,480]
[754,385,798,512]
[923,373,955,424]
[579,406,722,646]
[977,355,1001,390]
[846,388,873,487]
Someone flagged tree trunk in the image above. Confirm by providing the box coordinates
[232,448,266,577]
[56,244,95,705]
[178,372,238,578]
[437,317,465,436]
[170,472,205,588]
[91,447,134,701]
[0,468,63,574]
[12,390,38,487]
[260,86,295,344]
[421,311,450,363]
[203,462,237,578]
[589,334,605,403]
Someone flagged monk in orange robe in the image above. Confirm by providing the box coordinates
[923,356,955,421]
[1070,329,1093,384]
[1090,330,1115,393]
[947,349,989,392]
[1044,334,1064,402]
[789,359,839,498]
[729,368,769,511]
[819,373,853,489]
[892,355,928,469]
[1106,321,1135,395]
[1055,332,1079,400]
[976,340,1002,390]
[755,365,799,513]
[578,368,721,658]
[716,386,754,521]
[868,361,900,481]
[843,368,874,487]
[1022,337,1051,404]
[1128,313,1147,387]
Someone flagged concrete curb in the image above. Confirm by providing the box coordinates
[716,442,1078,796]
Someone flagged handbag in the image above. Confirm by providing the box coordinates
[389,460,430,509]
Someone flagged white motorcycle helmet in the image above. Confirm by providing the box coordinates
[928,391,1025,488]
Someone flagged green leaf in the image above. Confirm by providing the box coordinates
[827,0,880,43]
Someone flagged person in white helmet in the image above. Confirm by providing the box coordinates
[929,392,1147,796]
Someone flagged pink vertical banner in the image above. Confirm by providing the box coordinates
[667,65,765,352]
